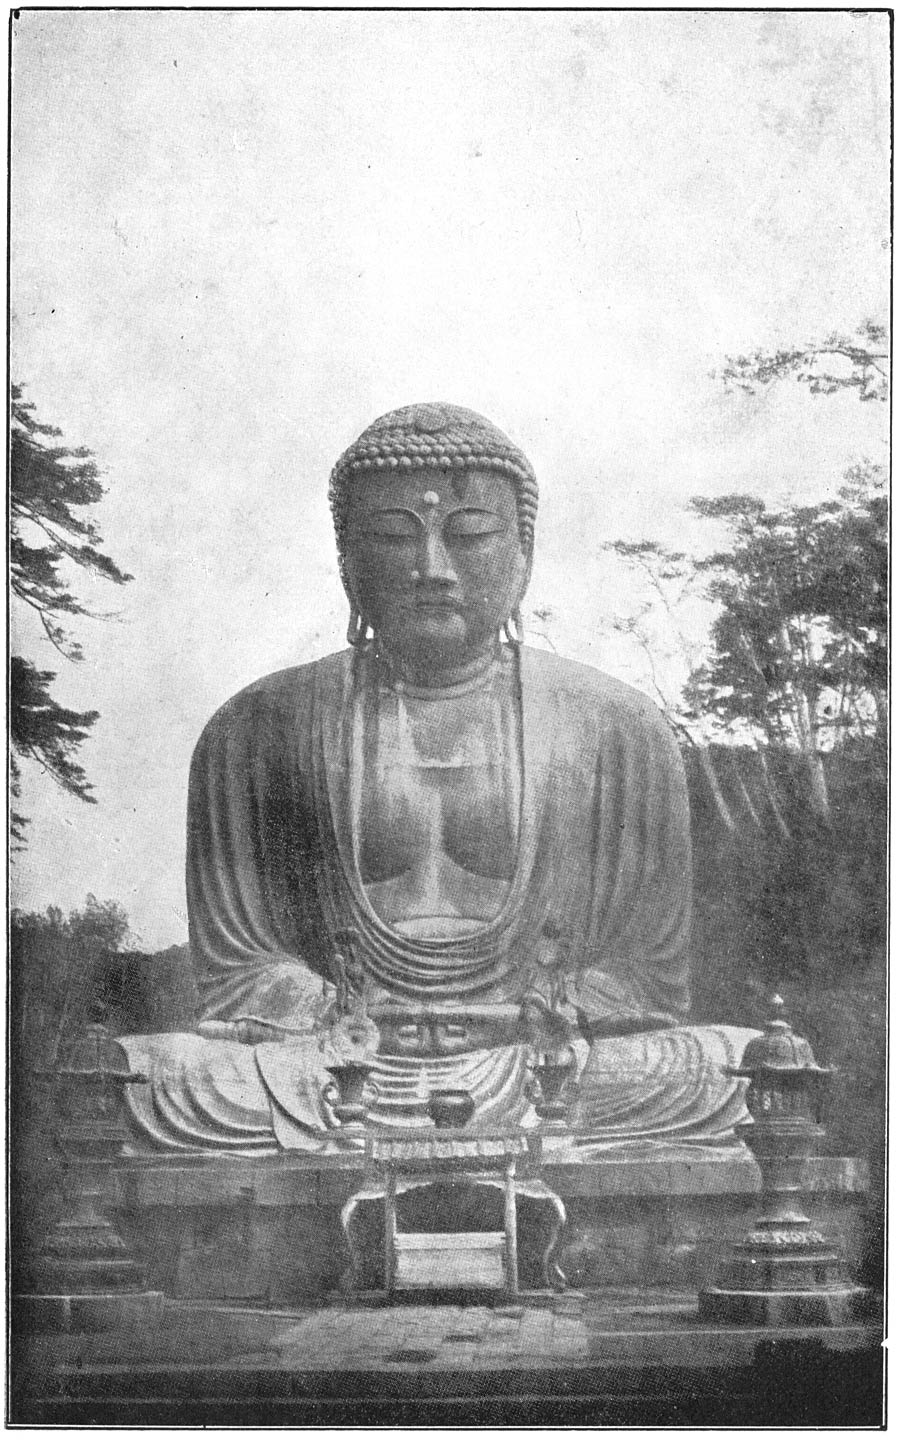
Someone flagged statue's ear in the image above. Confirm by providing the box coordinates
[518,546,534,602]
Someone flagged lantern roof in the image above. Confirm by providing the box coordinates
[729,996,831,1078]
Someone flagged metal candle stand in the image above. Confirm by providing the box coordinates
[323,1060,380,1130]
[526,1052,577,1125]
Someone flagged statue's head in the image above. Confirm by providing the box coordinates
[329,402,538,673]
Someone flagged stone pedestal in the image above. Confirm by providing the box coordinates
[101,1147,870,1308]
[18,1163,165,1334]
[698,1203,866,1326]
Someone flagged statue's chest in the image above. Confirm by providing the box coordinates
[356,682,522,889]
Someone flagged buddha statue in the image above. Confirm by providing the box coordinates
[121,403,755,1154]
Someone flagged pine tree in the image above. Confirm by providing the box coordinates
[717,320,888,404]
[10,384,132,842]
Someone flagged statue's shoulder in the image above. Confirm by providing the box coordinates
[521,646,674,745]
[197,650,351,744]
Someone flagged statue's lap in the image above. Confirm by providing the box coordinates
[119,1024,756,1156]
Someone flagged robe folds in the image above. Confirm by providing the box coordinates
[122,646,754,1153]
[190,645,694,1027]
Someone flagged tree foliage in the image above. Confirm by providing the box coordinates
[683,466,886,821]
[10,657,100,841]
[601,540,741,832]
[605,322,888,828]
[718,320,888,404]
[604,462,886,829]
[10,385,132,840]
[11,895,133,1066]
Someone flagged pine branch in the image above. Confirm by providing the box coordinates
[10,385,132,840]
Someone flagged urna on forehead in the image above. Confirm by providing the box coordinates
[328,402,539,550]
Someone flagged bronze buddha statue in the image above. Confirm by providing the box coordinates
[121,403,755,1153]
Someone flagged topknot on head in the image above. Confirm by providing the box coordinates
[328,402,539,560]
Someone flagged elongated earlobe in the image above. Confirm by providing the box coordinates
[503,607,525,647]
[346,608,372,649]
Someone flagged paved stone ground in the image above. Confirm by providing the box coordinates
[16,1287,880,1372]
[252,1297,590,1370]
[16,1291,636,1374]
[12,1290,884,1425]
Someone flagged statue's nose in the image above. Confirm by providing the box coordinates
[419,530,458,585]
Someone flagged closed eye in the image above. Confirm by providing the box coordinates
[444,509,506,539]
[355,509,421,540]
[363,530,417,544]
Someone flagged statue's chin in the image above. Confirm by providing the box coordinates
[378,622,504,684]
[383,618,469,668]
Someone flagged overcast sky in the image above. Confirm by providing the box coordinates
[11,10,889,948]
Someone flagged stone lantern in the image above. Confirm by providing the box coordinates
[699,996,866,1326]
[18,1023,163,1331]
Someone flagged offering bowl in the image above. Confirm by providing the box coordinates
[427,1088,476,1129]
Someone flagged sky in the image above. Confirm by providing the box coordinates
[11,10,890,949]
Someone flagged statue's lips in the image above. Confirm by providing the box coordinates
[410,595,465,612]
[405,599,467,621]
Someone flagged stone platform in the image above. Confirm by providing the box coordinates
[11,1289,883,1425]
[107,1146,870,1304]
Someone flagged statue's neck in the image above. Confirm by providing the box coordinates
[376,635,505,693]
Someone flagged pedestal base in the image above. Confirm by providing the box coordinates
[699,1284,868,1327]
[85,1149,870,1306]
[697,1200,869,1327]
[15,1290,165,1334]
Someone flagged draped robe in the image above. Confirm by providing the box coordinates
[122,646,753,1153]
